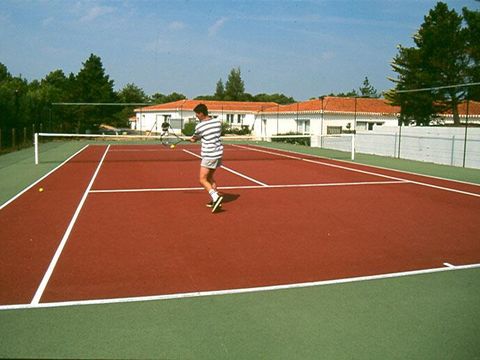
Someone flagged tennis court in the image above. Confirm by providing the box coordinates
[1,140,479,310]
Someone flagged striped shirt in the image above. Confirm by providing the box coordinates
[194,118,223,160]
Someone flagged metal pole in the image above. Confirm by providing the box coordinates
[354,97,357,133]
[276,104,279,134]
[462,97,470,168]
[320,96,325,147]
[34,133,39,165]
[397,122,402,159]
[351,133,355,161]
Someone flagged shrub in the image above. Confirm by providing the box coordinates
[272,132,310,146]
[182,120,197,136]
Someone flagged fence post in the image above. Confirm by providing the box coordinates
[397,124,402,159]
[451,135,456,166]
[351,134,355,161]
[462,98,470,168]
[12,128,16,148]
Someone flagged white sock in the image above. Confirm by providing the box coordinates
[209,189,219,201]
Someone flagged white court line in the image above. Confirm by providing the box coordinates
[108,149,164,152]
[89,180,408,194]
[2,262,479,311]
[0,145,90,210]
[183,149,268,186]
[30,145,111,305]
[233,144,480,198]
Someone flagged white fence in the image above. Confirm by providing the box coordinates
[353,126,480,169]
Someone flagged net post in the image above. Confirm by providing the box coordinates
[34,132,39,165]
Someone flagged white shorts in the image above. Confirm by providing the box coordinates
[201,158,222,169]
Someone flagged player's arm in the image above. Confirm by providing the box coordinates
[190,128,201,142]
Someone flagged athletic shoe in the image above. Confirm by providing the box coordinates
[206,201,221,208]
[211,196,224,213]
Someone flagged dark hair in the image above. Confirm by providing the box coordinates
[193,103,208,115]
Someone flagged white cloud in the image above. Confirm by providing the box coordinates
[168,21,186,31]
[79,5,115,23]
[208,17,227,37]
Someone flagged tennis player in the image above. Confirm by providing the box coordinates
[160,120,170,136]
[190,103,224,213]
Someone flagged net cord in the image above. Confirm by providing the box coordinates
[33,132,323,164]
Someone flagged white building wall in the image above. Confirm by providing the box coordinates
[253,112,399,137]
[134,110,257,134]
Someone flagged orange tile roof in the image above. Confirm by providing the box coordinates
[262,97,401,115]
[443,100,480,116]
[135,98,480,116]
[135,99,278,113]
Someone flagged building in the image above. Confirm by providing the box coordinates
[256,97,401,137]
[132,100,277,134]
[133,97,480,137]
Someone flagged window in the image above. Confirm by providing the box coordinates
[296,119,310,134]
[327,126,342,134]
[237,114,245,124]
[227,114,234,124]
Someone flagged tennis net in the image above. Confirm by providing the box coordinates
[33,132,355,164]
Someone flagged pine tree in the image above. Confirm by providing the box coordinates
[358,77,379,98]
[463,7,480,101]
[214,79,225,100]
[74,54,117,132]
[389,2,470,125]
[224,67,245,101]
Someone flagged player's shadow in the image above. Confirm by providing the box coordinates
[214,193,240,214]
[221,193,240,204]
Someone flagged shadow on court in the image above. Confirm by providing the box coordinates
[221,193,240,204]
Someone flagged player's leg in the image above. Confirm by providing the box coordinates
[199,164,222,212]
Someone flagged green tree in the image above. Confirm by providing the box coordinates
[0,63,14,133]
[214,79,225,100]
[117,83,147,103]
[253,93,295,104]
[463,7,480,101]
[39,70,73,131]
[74,54,117,132]
[418,2,468,124]
[224,67,245,101]
[0,63,12,82]
[114,83,148,128]
[389,2,470,125]
[0,66,29,147]
[388,45,440,125]
[151,92,186,104]
[358,77,379,98]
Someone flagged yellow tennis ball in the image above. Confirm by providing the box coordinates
[38,187,44,192]
[170,144,175,149]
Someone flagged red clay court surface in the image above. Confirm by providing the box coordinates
[1,143,479,308]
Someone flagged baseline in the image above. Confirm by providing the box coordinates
[2,263,478,311]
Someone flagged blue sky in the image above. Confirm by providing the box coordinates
[1,0,478,100]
